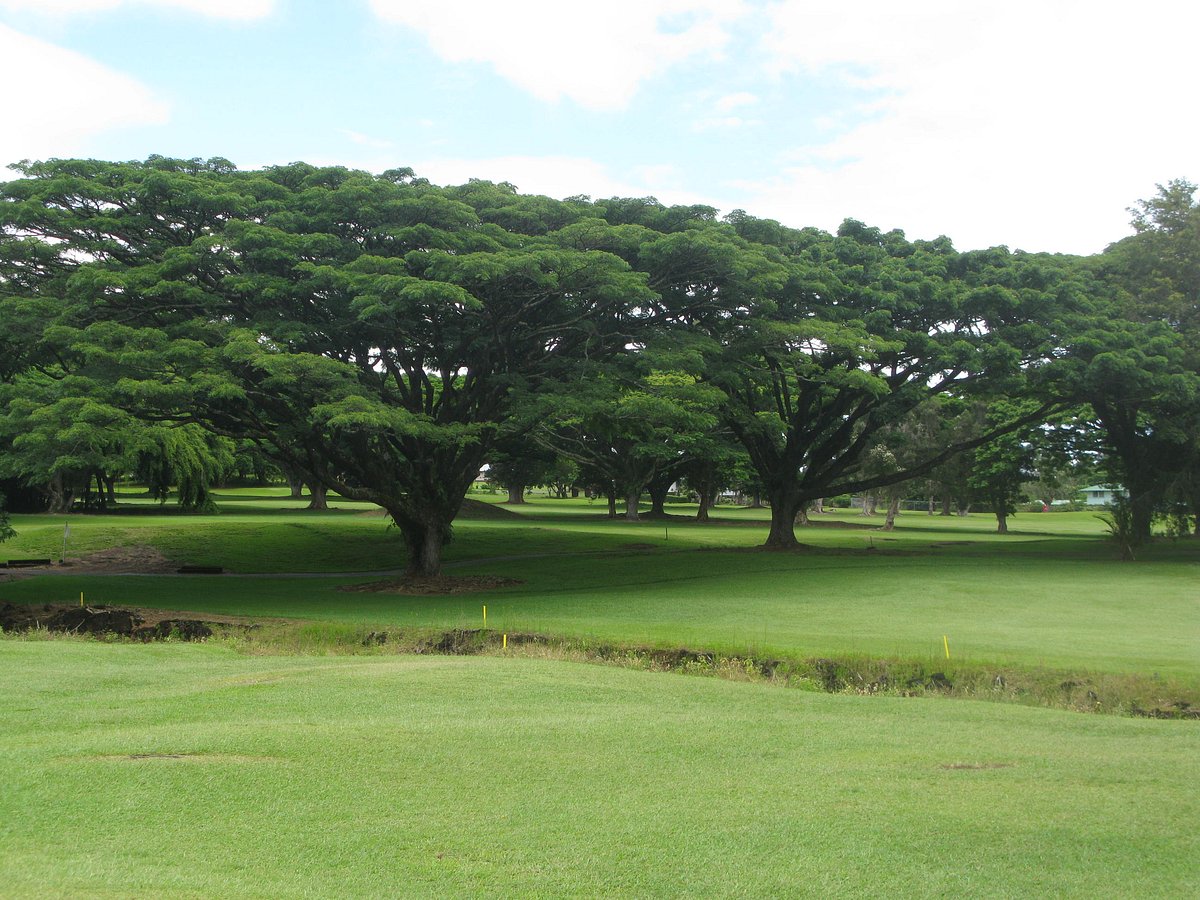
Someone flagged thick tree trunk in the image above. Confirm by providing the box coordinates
[749,491,764,509]
[928,495,936,515]
[647,480,669,517]
[286,471,304,500]
[606,487,617,519]
[941,494,952,516]
[505,484,526,504]
[812,497,824,515]
[104,474,117,506]
[403,523,445,577]
[764,489,802,549]
[957,502,971,517]
[881,494,901,531]
[860,495,877,516]
[570,486,580,498]
[795,505,810,526]
[625,487,641,521]
[306,482,328,510]
[995,499,1009,534]
[696,489,710,522]
[390,509,454,577]
[46,472,73,515]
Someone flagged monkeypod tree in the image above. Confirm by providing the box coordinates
[1068,181,1200,540]
[0,159,653,575]
[532,360,721,522]
[966,400,1039,533]
[672,217,1068,549]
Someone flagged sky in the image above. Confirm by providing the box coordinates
[0,0,1194,255]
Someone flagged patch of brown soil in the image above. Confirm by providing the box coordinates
[339,575,524,595]
[58,545,176,574]
[0,602,282,639]
[940,762,1015,770]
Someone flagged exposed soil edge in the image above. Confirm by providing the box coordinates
[3,605,1196,720]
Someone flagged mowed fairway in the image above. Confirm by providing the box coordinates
[2,641,1197,898]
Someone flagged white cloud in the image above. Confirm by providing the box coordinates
[283,151,716,208]
[340,129,394,150]
[0,0,275,19]
[414,155,718,207]
[714,91,758,113]
[0,25,169,168]
[693,115,759,133]
[752,0,1200,253]
[368,0,748,110]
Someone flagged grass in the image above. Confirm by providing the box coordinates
[1,641,1197,897]
[3,495,1197,678]
[2,491,1197,895]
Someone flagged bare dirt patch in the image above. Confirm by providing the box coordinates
[338,575,524,595]
[940,762,1015,770]
[11,545,178,576]
[0,602,281,640]
[93,753,279,764]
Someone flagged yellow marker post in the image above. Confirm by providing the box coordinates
[482,605,487,629]
[943,635,950,659]
[80,591,85,609]
[503,633,507,651]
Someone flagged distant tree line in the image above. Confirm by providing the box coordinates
[0,158,1195,571]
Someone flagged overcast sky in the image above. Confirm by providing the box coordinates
[1,0,1194,254]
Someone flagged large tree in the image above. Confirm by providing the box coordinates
[1065,181,1200,539]
[0,159,652,574]
[641,213,1068,549]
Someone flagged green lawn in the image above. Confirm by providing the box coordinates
[1,641,1196,898]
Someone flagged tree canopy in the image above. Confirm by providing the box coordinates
[2,157,1195,569]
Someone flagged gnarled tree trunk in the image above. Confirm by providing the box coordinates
[625,487,641,521]
[764,488,803,549]
[306,482,328,510]
[881,494,901,531]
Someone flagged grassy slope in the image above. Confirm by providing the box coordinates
[3,494,1197,677]
[1,641,1196,898]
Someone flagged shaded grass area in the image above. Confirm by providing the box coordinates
[1,642,1196,897]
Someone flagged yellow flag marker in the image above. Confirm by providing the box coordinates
[80,591,85,609]
[943,635,950,659]
[503,633,507,651]
[482,605,487,629]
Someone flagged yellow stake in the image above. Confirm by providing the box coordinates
[483,605,487,629]
[503,633,507,651]
[80,591,85,609]
[943,635,950,659]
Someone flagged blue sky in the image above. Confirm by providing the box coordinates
[1,0,1195,254]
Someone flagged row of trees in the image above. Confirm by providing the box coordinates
[0,158,1195,572]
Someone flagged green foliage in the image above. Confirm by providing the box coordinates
[0,494,14,543]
